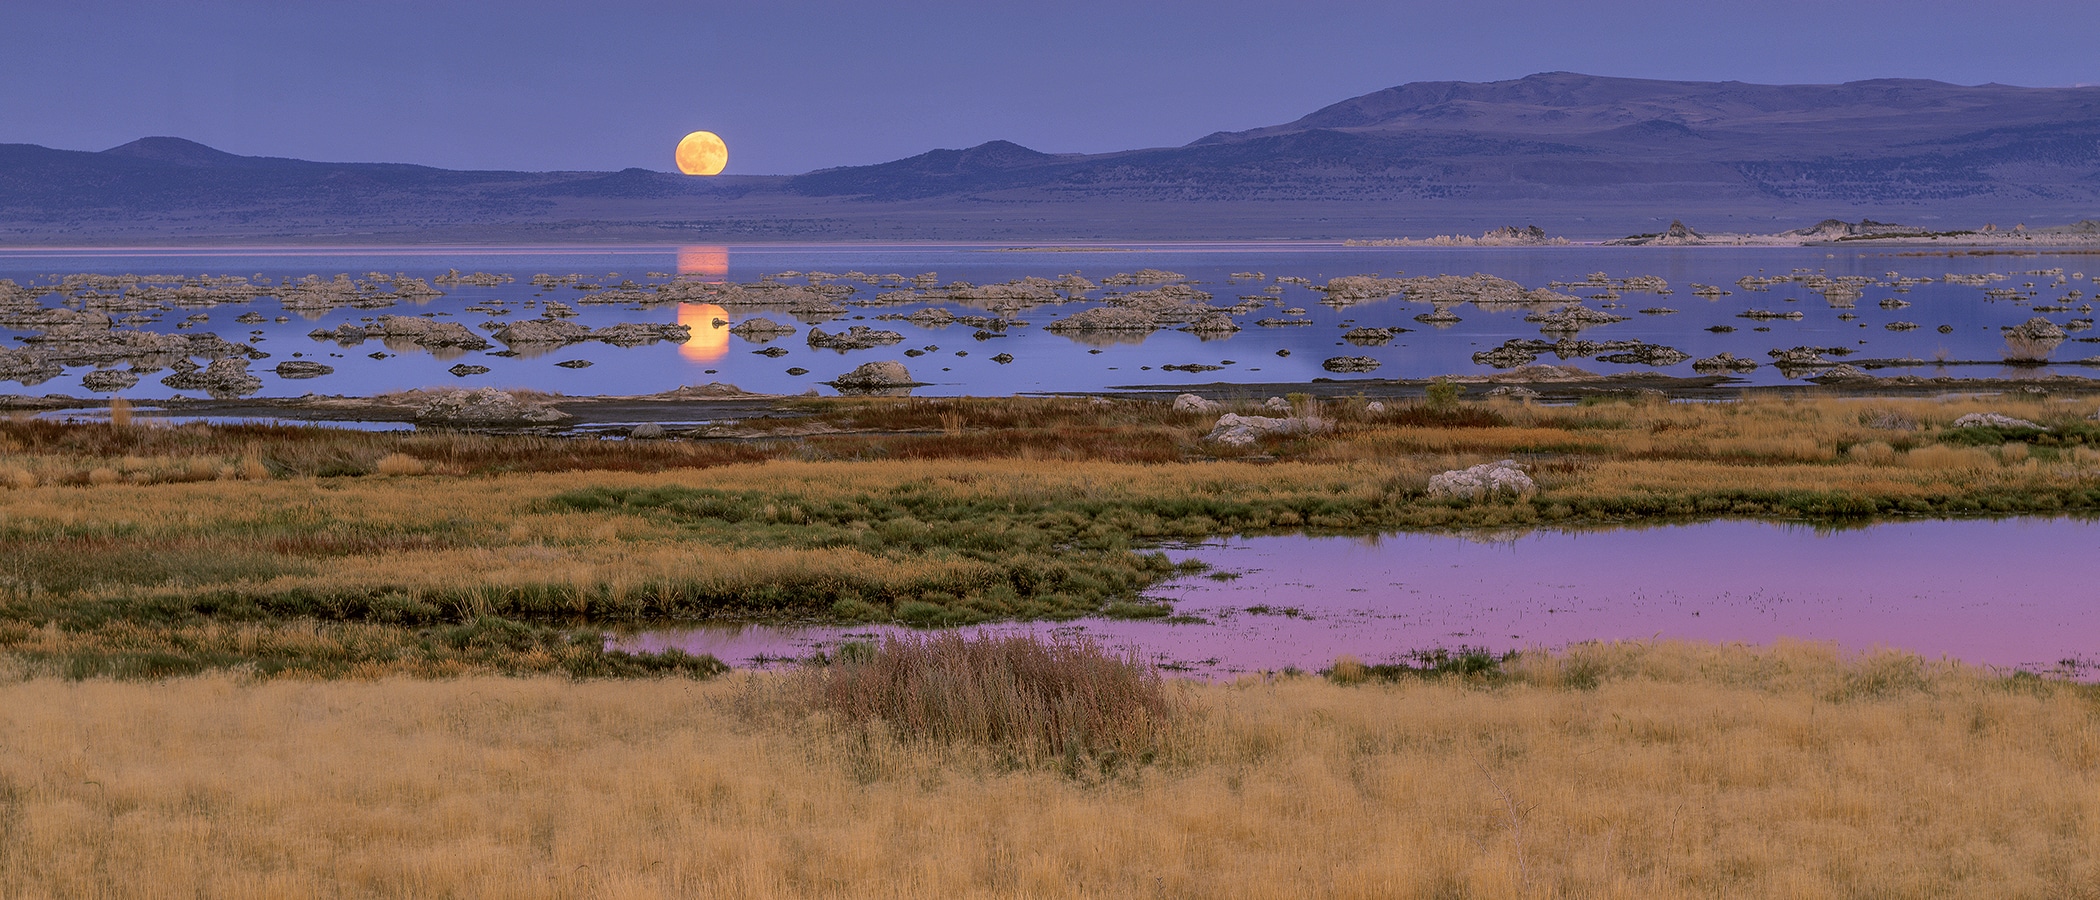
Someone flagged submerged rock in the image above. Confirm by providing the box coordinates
[1426,460,1537,501]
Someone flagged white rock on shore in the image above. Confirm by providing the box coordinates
[1426,460,1537,501]
[1172,393,1221,413]
[1952,412,2045,430]
[1203,413,1329,447]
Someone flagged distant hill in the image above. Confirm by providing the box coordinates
[791,73,2100,205]
[3,74,2098,243]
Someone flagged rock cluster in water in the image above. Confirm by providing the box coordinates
[827,360,917,395]
[1471,338,1688,368]
[490,320,691,348]
[160,358,262,398]
[1321,356,1382,373]
[412,388,570,425]
[808,326,906,351]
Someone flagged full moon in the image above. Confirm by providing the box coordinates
[675,131,728,176]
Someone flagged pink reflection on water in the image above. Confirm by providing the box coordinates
[614,519,2100,679]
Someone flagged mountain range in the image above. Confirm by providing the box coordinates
[5,72,2098,243]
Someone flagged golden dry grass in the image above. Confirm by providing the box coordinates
[1,642,2094,899]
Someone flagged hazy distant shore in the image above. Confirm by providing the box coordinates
[8,213,2097,249]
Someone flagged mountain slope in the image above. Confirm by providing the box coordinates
[786,73,2100,204]
[2,73,2097,242]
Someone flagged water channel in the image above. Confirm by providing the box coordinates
[614,517,2100,678]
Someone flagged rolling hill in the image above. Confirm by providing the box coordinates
[4,73,2098,243]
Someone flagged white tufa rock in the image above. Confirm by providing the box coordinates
[1484,385,1541,400]
[1364,401,1387,414]
[1952,412,2046,430]
[1172,393,1222,413]
[412,388,570,425]
[1262,396,1292,413]
[1426,460,1538,501]
[1204,413,1329,447]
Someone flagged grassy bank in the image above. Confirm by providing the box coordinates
[5,392,2100,675]
[2,641,2094,898]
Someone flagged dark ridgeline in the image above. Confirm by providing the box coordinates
[5,73,2098,242]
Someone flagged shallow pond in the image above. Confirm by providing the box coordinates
[5,243,2099,400]
[613,517,2100,678]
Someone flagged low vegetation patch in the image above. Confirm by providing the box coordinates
[750,632,1173,773]
[5,391,2100,675]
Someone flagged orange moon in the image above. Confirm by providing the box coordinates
[675,131,728,176]
[677,303,731,361]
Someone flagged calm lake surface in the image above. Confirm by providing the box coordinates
[4,243,2098,399]
[614,517,2100,678]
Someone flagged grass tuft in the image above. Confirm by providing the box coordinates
[766,632,1173,769]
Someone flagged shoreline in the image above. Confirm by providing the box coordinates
[5,236,2100,252]
[10,370,2100,430]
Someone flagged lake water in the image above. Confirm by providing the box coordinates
[4,243,2098,400]
[613,517,2100,679]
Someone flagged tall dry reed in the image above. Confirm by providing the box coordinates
[763,632,1173,768]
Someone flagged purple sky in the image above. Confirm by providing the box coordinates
[10,1,2100,175]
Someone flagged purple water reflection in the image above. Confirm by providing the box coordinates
[614,518,2100,678]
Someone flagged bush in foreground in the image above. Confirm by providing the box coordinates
[761,632,1174,771]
